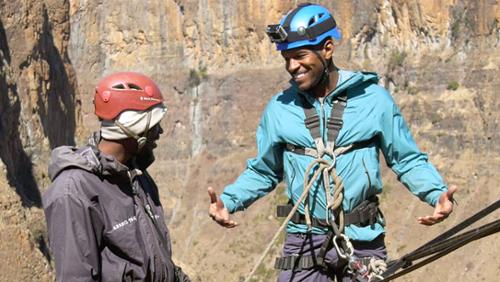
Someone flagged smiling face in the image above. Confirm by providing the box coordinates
[282,48,324,92]
[281,39,335,96]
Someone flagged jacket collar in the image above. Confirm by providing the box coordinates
[48,133,138,182]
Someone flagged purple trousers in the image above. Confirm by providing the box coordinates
[277,233,387,282]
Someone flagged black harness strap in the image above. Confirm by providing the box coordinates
[315,230,335,268]
[277,196,381,228]
[327,94,347,147]
[274,254,318,271]
[275,246,375,271]
[290,92,349,159]
[304,104,321,140]
[344,196,383,227]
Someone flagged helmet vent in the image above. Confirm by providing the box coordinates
[308,13,325,27]
[308,17,317,27]
[127,83,142,90]
[112,84,126,89]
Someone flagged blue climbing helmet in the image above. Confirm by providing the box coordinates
[266,3,341,51]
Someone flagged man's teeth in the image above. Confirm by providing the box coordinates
[295,73,306,79]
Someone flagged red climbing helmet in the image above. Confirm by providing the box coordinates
[94,72,164,120]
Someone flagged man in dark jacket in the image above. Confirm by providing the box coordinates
[43,72,190,282]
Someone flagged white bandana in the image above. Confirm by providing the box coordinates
[100,104,167,140]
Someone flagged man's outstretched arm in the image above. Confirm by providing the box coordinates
[378,92,457,225]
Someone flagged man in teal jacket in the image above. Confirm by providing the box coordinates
[208,3,456,281]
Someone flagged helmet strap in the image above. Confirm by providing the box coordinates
[311,50,331,88]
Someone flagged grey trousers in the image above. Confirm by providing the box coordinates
[277,233,387,282]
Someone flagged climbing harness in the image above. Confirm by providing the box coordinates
[276,91,383,269]
[371,199,500,281]
[244,90,385,281]
[275,91,389,282]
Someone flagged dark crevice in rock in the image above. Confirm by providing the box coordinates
[36,234,52,265]
[0,19,42,208]
[36,5,77,149]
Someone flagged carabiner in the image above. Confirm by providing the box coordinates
[333,233,354,259]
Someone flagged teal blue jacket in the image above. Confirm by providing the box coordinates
[220,70,447,241]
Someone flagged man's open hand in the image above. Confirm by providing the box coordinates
[208,187,238,228]
[417,185,457,226]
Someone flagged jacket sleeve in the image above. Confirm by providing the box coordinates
[43,178,102,282]
[220,102,284,213]
[378,93,447,206]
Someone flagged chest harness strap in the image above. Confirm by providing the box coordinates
[299,93,348,231]
[302,93,347,158]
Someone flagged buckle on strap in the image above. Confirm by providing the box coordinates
[285,143,319,158]
[304,114,320,129]
[285,143,299,153]
[327,116,343,128]
[344,196,381,227]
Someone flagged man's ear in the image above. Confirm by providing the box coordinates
[323,39,335,60]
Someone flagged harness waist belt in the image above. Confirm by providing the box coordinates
[277,196,381,228]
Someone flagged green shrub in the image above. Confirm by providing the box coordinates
[188,65,208,87]
[447,81,459,91]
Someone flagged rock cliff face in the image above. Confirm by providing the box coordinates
[1,0,498,281]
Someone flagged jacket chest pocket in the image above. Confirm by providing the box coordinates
[362,157,382,192]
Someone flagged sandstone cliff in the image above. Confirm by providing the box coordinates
[0,0,498,281]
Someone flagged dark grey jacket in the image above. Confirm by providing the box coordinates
[43,143,189,282]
